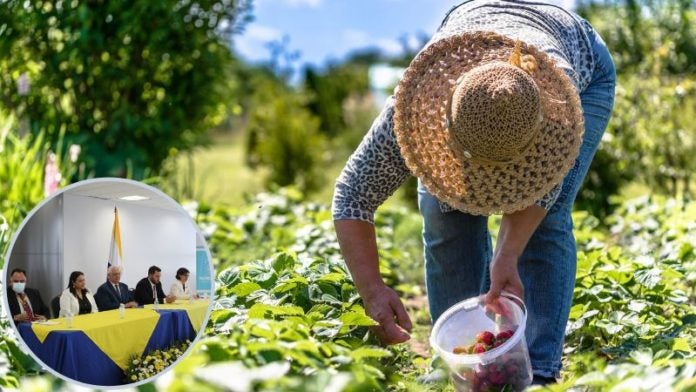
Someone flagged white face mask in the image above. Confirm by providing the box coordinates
[12,282,26,294]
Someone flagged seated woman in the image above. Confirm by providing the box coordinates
[170,267,195,300]
[59,271,99,316]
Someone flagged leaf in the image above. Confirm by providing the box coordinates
[248,303,305,319]
[272,252,297,273]
[348,346,392,362]
[230,282,262,297]
[671,338,690,352]
[635,268,662,289]
[339,311,377,327]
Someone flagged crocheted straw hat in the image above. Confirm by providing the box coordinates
[393,31,584,215]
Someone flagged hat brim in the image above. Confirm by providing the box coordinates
[393,31,584,215]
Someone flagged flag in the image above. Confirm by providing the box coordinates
[108,207,123,270]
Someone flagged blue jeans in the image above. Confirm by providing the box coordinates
[418,26,616,378]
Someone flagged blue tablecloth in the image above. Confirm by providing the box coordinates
[18,309,197,386]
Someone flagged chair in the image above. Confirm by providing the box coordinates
[50,295,60,319]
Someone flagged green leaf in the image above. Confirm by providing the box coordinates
[348,347,392,362]
[339,311,377,327]
[635,268,662,289]
[248,304,305,319]
[671,338,690,352]
[272,252,297,273]
[230,282,262,297]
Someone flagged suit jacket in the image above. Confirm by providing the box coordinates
[6,287,49,320]
[94,281,133,311]
[134,277,166,305]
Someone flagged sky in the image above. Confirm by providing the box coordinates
[233,0,578,69]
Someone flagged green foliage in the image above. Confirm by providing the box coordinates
[0,0,252,178]
[0,114,80,262]
[244,71,326,193]
[576,0,696,216]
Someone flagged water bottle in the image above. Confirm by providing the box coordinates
[154,297,159,311]
[188,294,194,304]
[118,303,125,319]
[66,312,73,328]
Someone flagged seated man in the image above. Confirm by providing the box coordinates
[134,265,175,305]
[94,265,138,311]
[6,268,49,323]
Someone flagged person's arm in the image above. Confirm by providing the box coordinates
[485,204,547,305]
[59,291,73,316]
[335,220,412,344]
[333,97,413,344]
[160,283,175,303]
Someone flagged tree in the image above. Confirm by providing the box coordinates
[0,0,252,178]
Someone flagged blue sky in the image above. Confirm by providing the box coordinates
[233,0,577,68]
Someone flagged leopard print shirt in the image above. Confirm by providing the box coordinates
[333,0,595,224]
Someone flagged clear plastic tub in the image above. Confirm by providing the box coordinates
[430,293,533,392]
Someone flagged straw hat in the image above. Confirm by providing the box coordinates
[393,31,584,215]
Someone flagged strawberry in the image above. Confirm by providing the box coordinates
[496,330,514,340]
[476,331,496,345]
[473,343,488,353]
[488,370,506,385]
[492,338,506,348]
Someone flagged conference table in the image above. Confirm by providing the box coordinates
[17,300,210,386]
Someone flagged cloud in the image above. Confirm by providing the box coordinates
[375,38,403,56]
[246,25,283,42]
[234,24,283,61]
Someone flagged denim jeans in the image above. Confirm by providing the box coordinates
[418,25,616,378]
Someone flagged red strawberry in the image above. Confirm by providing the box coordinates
[473,343,488,353]
[492,338,506,348]
[488,370,506,385]
[496,330,514,340]
[476,331,495,345]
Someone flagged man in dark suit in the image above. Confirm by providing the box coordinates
[94,265,138,311]
[134,265,175,305]
[6,268,49,323]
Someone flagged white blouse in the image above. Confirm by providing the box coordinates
[170,280,192,299]
[59,288,98,316]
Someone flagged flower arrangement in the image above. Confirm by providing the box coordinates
[124,340,191,383]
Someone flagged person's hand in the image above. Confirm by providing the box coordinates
[35,315,47,322]
[485,253,524,307]
[165,294,176,304]
[125,301,138,308]
[14,313,29,322]
[362,284,412,345]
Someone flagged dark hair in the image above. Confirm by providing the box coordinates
[148,266,161,275]
[10,268,27,277]
[175,267,190,280]
[67,271,88,296]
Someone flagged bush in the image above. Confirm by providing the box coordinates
[0,0,252,178]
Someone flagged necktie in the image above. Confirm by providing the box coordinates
[18,293,34,321]
[114,284,121,297]
[152,284,156,301]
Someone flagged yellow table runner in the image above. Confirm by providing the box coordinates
[144,299,210,333]
[31,309,160,370]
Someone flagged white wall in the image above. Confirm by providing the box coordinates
[9,194,64,309]
[63,194,197,295]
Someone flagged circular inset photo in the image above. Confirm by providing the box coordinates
[2,178,214,387]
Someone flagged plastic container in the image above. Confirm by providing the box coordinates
[430,293,533,392]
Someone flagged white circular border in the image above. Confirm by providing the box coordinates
[1,177,217,389]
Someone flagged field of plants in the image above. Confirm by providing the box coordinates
[1,186,694,391]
